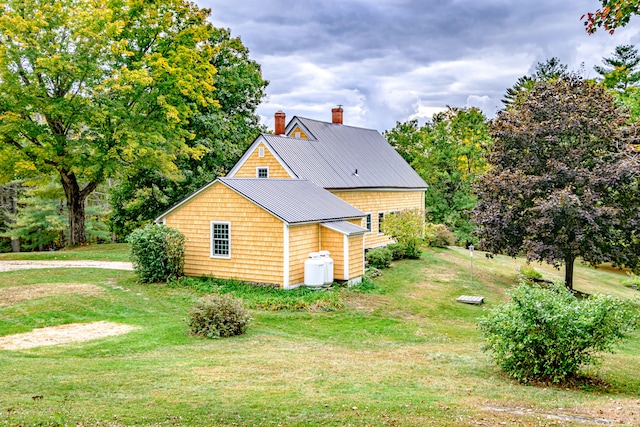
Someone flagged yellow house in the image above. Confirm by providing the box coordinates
[227,108,428,249]
[157,178,367,289]
[157,107,427,288]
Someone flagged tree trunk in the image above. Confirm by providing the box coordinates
[11,238,20,253]
[564,256,575,291]
[59,169,97,246]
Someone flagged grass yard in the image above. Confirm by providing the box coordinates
[0,243,130,262]
[0,245,639,426]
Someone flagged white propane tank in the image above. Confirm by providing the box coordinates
[304,252,325,287]
[319,250,334,284]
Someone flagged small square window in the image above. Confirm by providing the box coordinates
[257,167,269,178]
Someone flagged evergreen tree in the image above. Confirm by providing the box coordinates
[503,58,569,106]
[594,44,640,90]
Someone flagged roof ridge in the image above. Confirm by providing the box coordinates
[294,116,380,132]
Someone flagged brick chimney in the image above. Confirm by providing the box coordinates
[331,106,343,124]
[274,110,286,135]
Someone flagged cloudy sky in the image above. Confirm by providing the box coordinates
[199,0,640,132]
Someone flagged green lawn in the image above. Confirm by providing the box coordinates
[0,243,130,262]
[0,246,638,426]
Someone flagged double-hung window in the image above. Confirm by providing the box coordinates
[365,213,372,232]
[211,221,230,258]
[378,212,385,234]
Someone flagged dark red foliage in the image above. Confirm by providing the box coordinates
[473,76,640,289]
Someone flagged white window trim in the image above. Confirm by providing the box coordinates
[378,211,385,235]
[210,221,231,259]
[364,213,372,233]
[256,166,269,178]
[258,146,265,157]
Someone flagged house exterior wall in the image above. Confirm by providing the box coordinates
[320,227,345,280]
[232,142,291,178]
[287,125,310,139]
[288,224,320,285]
[164,183,285,286]
[330,190,424,248]
[348,234,364,278]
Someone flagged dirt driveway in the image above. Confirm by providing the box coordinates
[0,260,133,272]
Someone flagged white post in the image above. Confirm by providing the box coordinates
[469,244,474,286]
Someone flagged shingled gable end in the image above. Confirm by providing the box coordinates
[158,108,427,288]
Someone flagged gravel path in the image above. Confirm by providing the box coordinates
[0,260,134,272]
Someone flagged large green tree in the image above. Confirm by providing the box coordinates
[0,0,219,245]
[474,76,640,290]
[386,107,491,243]
[109,27,267,238]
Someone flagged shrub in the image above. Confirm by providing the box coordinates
[424,223,455,248]
[519,264,543,283]
[127,224,185,283]
[382,209,425,258]
[188,294,251,338]
[622,272,640,289]
[386,243,406,260]
[364,266,383,279]
[478,282,639,384]
[366,247,393,269]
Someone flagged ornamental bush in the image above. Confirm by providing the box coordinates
[518,264,544,284]
[188,294,251,339]
[365,247,393,269]
[127,224,185,283]
[478,282,639,384]
[386,243,406,261]
[381,209,425,259]
[424,223,455,248]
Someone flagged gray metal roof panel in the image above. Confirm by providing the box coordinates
[320,221,368,236]
[218,178,365,224]
[265,118,427,189]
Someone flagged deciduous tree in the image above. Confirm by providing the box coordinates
[386,107,491,243]
[108,27,267,238]
[583,0,640,34]
[0,0,219,245]
[473,76,640,290]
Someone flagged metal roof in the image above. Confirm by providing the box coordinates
[262,117,427,189]
[218,178,365,224]
[320,221,368,236]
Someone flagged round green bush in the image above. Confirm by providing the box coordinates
[365,247,393,269]
[478,282,639,384]
[127,224,185,283]
[386,243,406,261]
[188,294,251,339]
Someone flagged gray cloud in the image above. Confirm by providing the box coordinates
[201,0,640,131]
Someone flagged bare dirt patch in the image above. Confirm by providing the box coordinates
[0,321,138,350]
[0,283,105,307]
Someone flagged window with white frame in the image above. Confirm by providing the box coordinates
[256,167,269,178]
[211,221,230,258]
[258,146,265,157]
[365,213,372,232]
[378,212,385,234]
